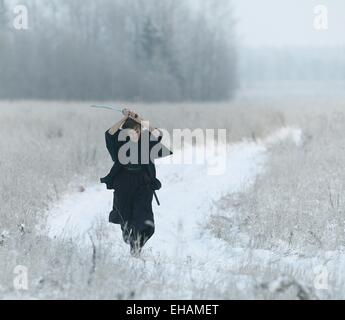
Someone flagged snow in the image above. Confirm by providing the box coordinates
[46,127,306,298]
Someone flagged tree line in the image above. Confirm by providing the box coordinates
[0,0,237,101]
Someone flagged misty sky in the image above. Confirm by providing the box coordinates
[233,0,345,47]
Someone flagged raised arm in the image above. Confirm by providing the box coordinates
[105,111,130,161]
[124,108,172,159]
[108,115,128,135]
[125,109,162,138]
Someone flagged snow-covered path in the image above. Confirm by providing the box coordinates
[46,127,303,298]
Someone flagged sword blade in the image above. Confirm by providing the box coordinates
[90,105,122,112]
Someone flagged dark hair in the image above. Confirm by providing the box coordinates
[122,118,141,131]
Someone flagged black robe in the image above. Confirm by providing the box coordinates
[101,126,172,231]
[101,128,172,248]
[100,129,172,190]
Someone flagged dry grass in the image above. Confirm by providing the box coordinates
[0,99,285,299]
[208,97,345,299]
[1,96,345,299]
[211,99,345,251]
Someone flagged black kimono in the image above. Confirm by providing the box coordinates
[101,128,172,250]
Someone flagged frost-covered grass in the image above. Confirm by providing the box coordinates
[0,99,284,299]
[209,100,345,299]
[0,99,284,228]
[1,97,345,299]
[211,102,345,252]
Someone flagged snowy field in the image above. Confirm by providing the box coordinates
[1,98,345,299]
[46,127,307,299]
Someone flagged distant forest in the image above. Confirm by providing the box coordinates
[239,47,345,89]
[0,0,237,101]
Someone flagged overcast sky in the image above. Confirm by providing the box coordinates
[232,0,345,47]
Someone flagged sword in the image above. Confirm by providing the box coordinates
[153,191,160,206]
[90,105,123,113]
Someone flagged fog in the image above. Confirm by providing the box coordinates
[235,0,345,47]
[0,0,344,101]
[0,0,236,101]
[232,0,345,95]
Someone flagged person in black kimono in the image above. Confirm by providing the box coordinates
[101,109,172,256]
